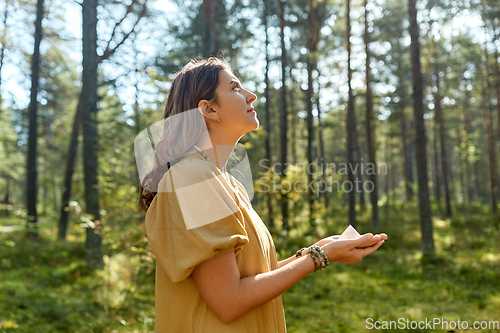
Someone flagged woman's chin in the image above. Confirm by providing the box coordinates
[242,121,259,136]
[250,119,260,131]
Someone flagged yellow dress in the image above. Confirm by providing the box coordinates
[145,152,287,333]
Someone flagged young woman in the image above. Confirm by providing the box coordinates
[138,56,387,333]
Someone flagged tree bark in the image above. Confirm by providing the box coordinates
[203,0,217,57]
[290,73,297,165]
[432,118,442,210]
[408,0,435,258]
[306,0,317,231]
[396,40,414,203]
[364,0,379,228]
[262,0,274,230]
[315,71,328,208]
[463,84,474,202]
[26,0,44,239]
[276,0,288,232]
[82,0,103,270]
[0,0,10,117]
[354,123,366,211]
[484,45,498,215]
[58,92,83,241]
[490,24,500,182]
[433,55,452,218]
[455,109,466,216]
[346,0,356,227]
[384,123,391,214]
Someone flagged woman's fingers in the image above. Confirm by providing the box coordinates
[378,233,388,240]
[355,233,376,247]
[354,233,388,249]
[354,240,385,258]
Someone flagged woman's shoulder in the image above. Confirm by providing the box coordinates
[157,152,217,192]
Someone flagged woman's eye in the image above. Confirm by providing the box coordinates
[234,84,241,91]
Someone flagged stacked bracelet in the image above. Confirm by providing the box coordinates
[295,247,307,258]
[306,246,330,272]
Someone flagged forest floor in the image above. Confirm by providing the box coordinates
[0,204,499,333]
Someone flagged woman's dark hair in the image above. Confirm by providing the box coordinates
[138,56,235,212]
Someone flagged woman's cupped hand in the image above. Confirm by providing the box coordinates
[314,233,388,264]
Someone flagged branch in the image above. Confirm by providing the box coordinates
[98,1,147,64]
[103,0,138,53]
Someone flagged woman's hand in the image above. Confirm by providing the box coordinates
[311,235,340,248]
[320,233,387,264]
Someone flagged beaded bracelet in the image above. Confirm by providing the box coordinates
[310,246,330,270]
[307,246,330,272]
[307,247,320,271]
[295,247,307,258]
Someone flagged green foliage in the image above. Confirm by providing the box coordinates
[2,205,499,332]
[0,212,156,333]
[281,208,500,333]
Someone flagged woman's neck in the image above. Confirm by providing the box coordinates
[195,130,240,173]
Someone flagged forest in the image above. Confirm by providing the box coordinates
[0,0,499,332]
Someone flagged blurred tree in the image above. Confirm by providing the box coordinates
[262,0,274,230]
[305,0,317,228]
[276,0,289,232]
[408,0,435,258]
[364,0,379,228]
[77,0,148,269]
[26,0,44,239]
[203,0,217,57]
[431,37,452,218]
[346,0,356,227]
[58,0,147,246]
[483,38,497,215]
[0,0,10,117]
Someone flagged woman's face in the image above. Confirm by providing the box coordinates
[212,69,258,138]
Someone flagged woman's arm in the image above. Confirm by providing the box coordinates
[278,235,341,269]
[191,233,386,324]
[277,255,297,269]
[192,249,316,324]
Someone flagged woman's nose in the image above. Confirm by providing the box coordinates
[247,91,257,104]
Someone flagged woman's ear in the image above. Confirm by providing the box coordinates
[197,99,209,118]
[197,99,218,121]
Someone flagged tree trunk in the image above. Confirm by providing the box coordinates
[396,40,414,203]
[433,57,452,218]
[354,125,366,211]
[432,117,442,210]
[26,0,44,239]
[82,0,103,270]
[290,73,297,165]
[203,0,217,57]
[364,0,379,228]
[58,92,83,241]
[276,0,288,232]
[491,25,500,182]
[262,0,274,230]
[315,71,328,208]
[475,120,485,202]
[0,0,10,117]
[346,0,356,227]
[306,0,317,231]
[384,123,391,214]
[408,0,435,258]
[455,110,466,217]
[484,45,498,215]
[463,84,474,202]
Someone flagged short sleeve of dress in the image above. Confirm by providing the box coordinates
[145,157,249,284]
